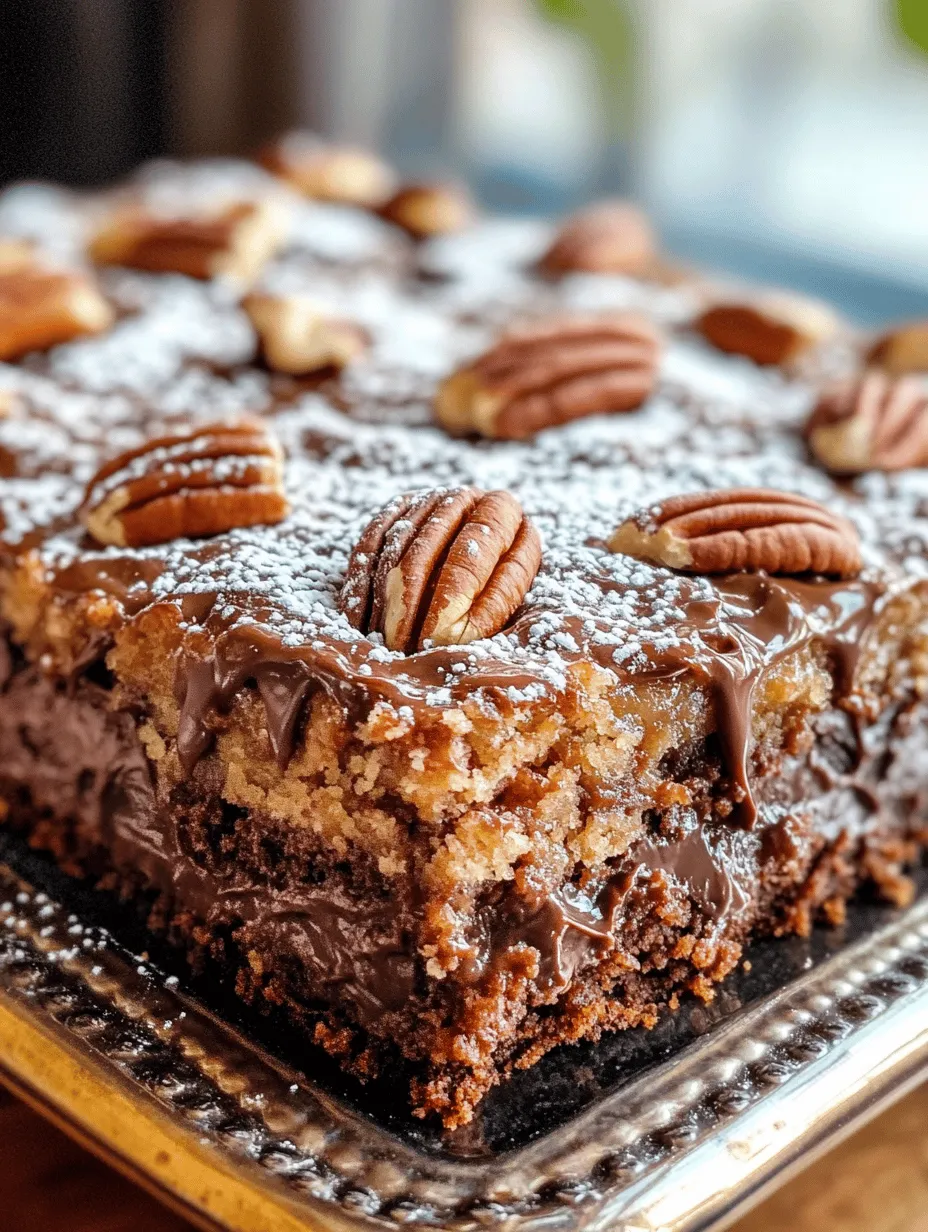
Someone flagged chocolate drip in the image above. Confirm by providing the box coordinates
[44,530,889,828]
[486,824,757,993]
[637,574,884,827]
[174,654,222,771]
[254,663,314,768]
[174,634,326,773]
[2,652,926,1031]
[161,570,886,821]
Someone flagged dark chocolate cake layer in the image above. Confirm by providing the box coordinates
[1,645,924,1119]
[2,154,928,1125]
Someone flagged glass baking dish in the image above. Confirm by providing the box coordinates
[2,823,928,1232]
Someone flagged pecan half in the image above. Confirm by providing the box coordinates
[89,197,289,284]
[695,294,838,366]
[806,371,928,475]
[0,245,113,361]
[81,417,289,548]
[867,321,928,375]
[539,200,657,277]
[435,314,661,440]
[609,488,861,578]
[260,131,395,207]
[243,292,369,375]
[340,488,541,651]
[378,183,476,239]
[0,238,34,273]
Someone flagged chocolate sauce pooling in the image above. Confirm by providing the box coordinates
[160,569,885,828]
[0,160,923,1045]
[5,650,925,1028]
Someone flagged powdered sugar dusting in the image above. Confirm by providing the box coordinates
[2,157,927,710]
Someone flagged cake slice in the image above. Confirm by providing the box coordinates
[2,159,928,1129]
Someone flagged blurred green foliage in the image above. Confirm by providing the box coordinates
[532,0,635,134]
[895,0,928,56]
[537,1,928,65]
[535,0,580,20]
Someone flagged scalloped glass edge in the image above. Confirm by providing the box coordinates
[3,854,928,1232]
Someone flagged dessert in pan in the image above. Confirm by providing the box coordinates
[1,136,928,1133]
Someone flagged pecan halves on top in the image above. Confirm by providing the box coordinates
[259,131,396,208]
[0,243,113,361]
[867,320,928,375]
[340,487,542,652]
[806,370,928,475]
[80,417,289,547]
[695,294,839,367]
[434,314,661,441]
[609,488,862,579]
[89,197,290,284]
[539,200,657,278]
[378,182,477,240]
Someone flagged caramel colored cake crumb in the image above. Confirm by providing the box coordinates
[1,155,928,1129]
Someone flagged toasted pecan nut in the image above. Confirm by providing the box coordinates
[259,131,396,208]
[867,321,928,375]
[89,197,289,284]
[539,200,657,278]
[806,370,928,475]
[0,238,35,273]
[695,294,839,367]
[80,417,289,548]
[243,292,369,375]
[435,314,661,440]
[0,245,113,361]
[609,488,861,578]
[340,487,541,651]
[378,183,476,240]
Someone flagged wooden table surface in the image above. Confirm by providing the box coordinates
[2,1082,928,1232]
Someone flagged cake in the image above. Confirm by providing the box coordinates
[2,140,928,1130]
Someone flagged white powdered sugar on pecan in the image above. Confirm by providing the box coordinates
[1,156,928,710]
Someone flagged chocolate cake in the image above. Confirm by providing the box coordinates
[2,143,928,1130]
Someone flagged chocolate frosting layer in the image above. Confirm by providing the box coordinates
[158,569,886,830]
[481,823,758,995]
[40,544,880,835]
[0,665,154,841]
[3,654,923,1029]
[0,663,415,1026]
[1,159,926,851]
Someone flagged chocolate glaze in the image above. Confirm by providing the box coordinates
[0,665,153,841]
[483,824,757,994]
[53,547,881,831]
[2,652,923,1030]
[0,663,414,1026]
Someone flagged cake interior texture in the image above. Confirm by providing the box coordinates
[1,158,928,1129]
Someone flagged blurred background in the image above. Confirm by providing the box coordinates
[3,6,928,1231]
[2,0,928,320]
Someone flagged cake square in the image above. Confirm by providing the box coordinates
[2,151,928,1131]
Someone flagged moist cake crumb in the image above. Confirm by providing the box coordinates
[1,156,928,1128]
